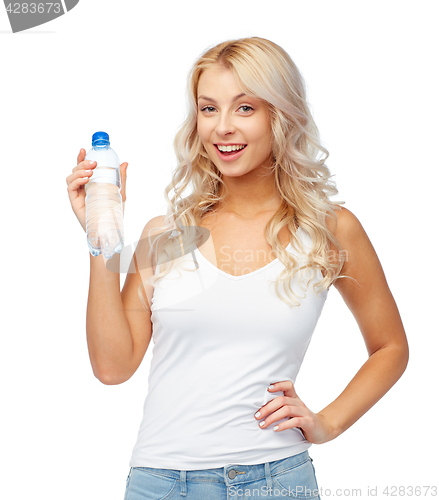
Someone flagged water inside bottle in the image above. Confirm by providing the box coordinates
[85,178,124,259]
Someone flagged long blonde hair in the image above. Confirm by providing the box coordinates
[138,36,349,309]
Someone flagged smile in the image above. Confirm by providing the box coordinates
[214,144,247,161]
[216,144,246,152]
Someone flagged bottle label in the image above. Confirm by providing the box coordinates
[85,166,121,189]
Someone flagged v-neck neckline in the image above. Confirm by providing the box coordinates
[194,227,304,281]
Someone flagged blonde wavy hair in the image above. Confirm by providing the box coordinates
[138,36,349,309]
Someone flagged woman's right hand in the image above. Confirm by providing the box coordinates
[66,148,128,232]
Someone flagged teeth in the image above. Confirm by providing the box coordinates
[218,144,246,152]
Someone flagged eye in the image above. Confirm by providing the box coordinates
[201,106,216,113]
[239,106,254,113]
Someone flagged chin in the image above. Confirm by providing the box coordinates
[219,167,251,178]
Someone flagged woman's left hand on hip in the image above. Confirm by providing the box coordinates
[254,380,337,444]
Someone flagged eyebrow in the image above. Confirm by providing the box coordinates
[197,93,247,104]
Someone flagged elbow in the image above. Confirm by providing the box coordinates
[402,343,410,372]
[382,340,410,376]
[398,345,410,381]
[93,365,127,386]
[396,336,410,370]
[370,337,409,378]
[89,354,136,385]
[98,373,127,386]
[395,345,409,378]
[100,377,125,386]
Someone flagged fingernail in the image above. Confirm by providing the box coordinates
[268,385,274,390]
[255,412,261,418]
[259,421,265,427]
[273,426,279,431]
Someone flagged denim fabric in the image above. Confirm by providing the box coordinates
[124,450,320,499]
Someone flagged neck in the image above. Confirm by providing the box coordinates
[216,170,282,219]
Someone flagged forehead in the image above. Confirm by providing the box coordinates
[198,65,240,92]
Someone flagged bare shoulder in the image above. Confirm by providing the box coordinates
[136,215,167,273]
[144,214,167,232]
[325,205,387,295]
[138,214,167,249]
[325,205,363,242]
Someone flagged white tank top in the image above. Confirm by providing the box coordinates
[129,226,329,470]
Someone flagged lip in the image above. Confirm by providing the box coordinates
[214,144,247,162]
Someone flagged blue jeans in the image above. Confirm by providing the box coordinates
[124,450,320,499]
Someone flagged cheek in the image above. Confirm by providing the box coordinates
[197,119,210,145]
[252,119,272,148]
[254,131,272,156]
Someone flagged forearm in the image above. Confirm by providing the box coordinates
[317,345,409,440]
[86,252,133,384]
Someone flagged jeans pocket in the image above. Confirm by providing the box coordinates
[123,468,133,500]
[272,458,320,499]
[128,468,178,500]
[309,458,318,481]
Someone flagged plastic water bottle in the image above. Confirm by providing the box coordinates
[84,131,124,259]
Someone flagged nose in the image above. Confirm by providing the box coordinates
[215,112,236,137]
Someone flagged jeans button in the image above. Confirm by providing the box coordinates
[228,469,237,479]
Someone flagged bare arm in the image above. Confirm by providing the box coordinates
[318,207,409,439]
[86,215,164,385]
[86,252,133,384]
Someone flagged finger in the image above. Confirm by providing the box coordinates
[272,416,305,433]
[255,392,302,421]
[268,380,298,398]
[257,405,295,429]
[66,169,94,188]
[255,396,287,420]
[120,162,128,202]
[66,173,92,194]
[77,148,86,165]
[72,160,96,176]
[258,405,305,430]
[120,162,128,179]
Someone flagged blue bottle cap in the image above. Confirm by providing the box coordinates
[92,131,110,147]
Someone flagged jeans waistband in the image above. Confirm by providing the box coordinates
[132,450,311,495]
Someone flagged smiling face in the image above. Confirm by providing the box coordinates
[196,64,273,179]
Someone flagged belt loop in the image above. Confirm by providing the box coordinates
[265,462,273,492]
[180,470,187,496]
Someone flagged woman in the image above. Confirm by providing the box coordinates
[67,37,409,500]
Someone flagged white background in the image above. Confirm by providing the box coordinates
[1,1,437,499]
